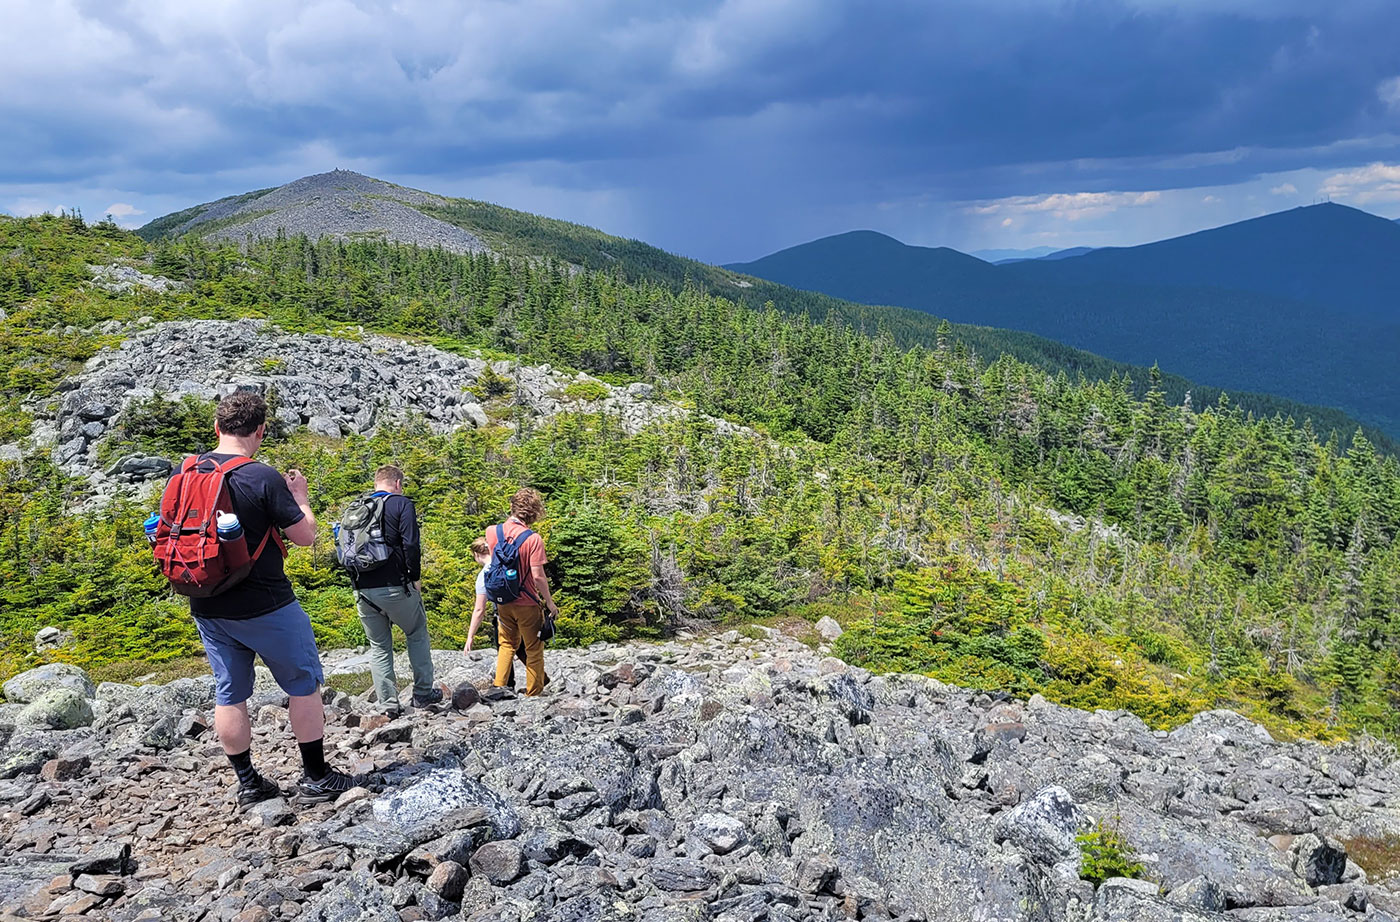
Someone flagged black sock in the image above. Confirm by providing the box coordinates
[298,738,328,781]
[227,748,261,787]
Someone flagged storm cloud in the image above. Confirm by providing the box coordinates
[3,0,1399,260]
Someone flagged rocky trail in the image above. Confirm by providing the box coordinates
[4,631,1400,922]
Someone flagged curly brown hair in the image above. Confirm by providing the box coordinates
[215,391,267,437]
[509,488,545,524]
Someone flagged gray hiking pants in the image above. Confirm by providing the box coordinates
[356,584,435,708]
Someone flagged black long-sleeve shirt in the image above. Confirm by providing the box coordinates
[353,492,422,589]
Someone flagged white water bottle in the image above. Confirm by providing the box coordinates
[216,512,243,542]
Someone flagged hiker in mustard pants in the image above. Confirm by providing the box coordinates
[483,489,558,696]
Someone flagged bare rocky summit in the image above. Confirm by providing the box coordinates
[143,170,488,254]
[3,632,1400,921]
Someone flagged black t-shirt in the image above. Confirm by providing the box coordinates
[181,453,305,620]
[351,492,422,589]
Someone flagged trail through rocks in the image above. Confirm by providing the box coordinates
[4,632,1400,921]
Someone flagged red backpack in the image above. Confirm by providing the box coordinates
[154,455,284,597]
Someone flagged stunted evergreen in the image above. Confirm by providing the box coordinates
[3,214,1400,739]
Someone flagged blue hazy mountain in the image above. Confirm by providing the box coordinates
[971,245,1063,262]
[1005,204,1400,320]
[725,204,1400,435]
[1034,246,1096,261]
[974,245,1096,264]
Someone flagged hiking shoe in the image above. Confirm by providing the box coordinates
[236,773,282,809]
[295,769,362,804]
[412,687,444,708]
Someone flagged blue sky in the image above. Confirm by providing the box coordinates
[3,0,1399,263]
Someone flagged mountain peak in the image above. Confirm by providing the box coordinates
[723,229,993,303]
[138,171,489,253]
[1007,198,1400,319]
[731,202,1400,434]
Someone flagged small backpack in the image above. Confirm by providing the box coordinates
[154,455,281,597]
[335,492,394,577]
[483,523,539,605]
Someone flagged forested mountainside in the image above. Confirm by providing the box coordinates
[727,206,1400,438]
[5,213,1400,742]
[136,172,1388,448]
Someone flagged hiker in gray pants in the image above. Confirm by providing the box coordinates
[349,465,441,713]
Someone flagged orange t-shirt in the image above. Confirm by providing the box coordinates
[485,518,547,578]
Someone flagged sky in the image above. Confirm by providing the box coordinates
[3,0,1400,264]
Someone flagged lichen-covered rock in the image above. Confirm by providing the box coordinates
[1164,875,1226,912]
[372,764,519,842]
[1091,877,1217,921]
[1291,833,1348,887]
[689,812,748,855]
[16,687,94,729]
[994,785,1090,867]
[468,840,523,885]
[33,626,74,653]
[302,871,400,922]
[3,662,95,703]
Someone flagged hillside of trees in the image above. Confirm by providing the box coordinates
[728,208,1400,438]
[4,213,1400,742]
[136,172,1390,450]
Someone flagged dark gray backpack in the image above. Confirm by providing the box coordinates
[335,492,393,576]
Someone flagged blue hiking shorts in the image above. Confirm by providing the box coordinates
[195,600,325,705]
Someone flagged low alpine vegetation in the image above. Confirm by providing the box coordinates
[3,213,1400,742]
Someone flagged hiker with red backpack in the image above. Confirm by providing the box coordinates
[482,488,560,696]
[153,391,359,807]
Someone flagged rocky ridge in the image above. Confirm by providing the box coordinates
[3,633,1400,921]
[142,171,489,254]
[24,317,739,490]
[86,264,184,296]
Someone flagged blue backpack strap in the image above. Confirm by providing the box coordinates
[509,528,541,604]
[496,523,506,549]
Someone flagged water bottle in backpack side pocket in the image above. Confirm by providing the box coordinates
[143,513,161,544]
[216,512,243,542]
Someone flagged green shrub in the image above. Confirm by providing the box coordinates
[476,364,513,398]
[562,380,609,402]
[548,504,653,626]
[1077,819,1145,886]
[97,393,213,464]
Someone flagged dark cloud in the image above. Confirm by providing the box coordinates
[2,0,1399,259]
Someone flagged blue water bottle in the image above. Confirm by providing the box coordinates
[143,513,161,544]
[216,512,243,542]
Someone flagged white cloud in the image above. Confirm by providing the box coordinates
[7,197,64,217]
[1319,162,1400,204]
[1201,194,1219,203]
[1269,183,1297,195]
[965,189,1161,221]
[1379,76,1400,109]
[104,202,143,218]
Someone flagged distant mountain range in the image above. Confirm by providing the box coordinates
[140,173,1395,447]
[727,205,1400,436]
[970,246,1095,264]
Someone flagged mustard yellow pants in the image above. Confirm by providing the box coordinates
[494,601,547,696]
